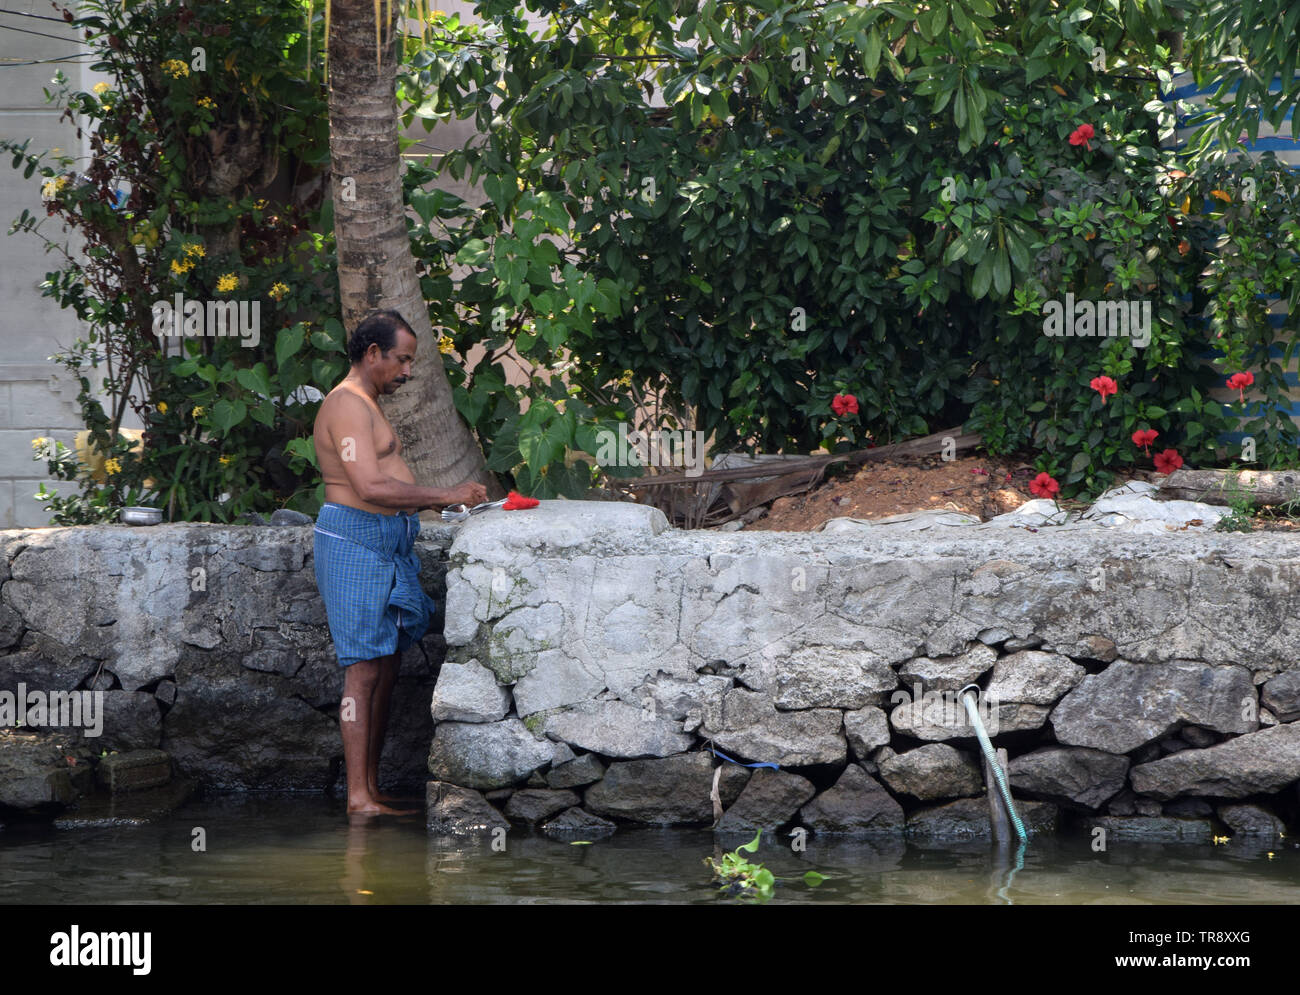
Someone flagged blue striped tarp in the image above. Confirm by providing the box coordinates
[1161,71,1300,444]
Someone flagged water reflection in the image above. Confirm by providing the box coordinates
[0,795,1295,904]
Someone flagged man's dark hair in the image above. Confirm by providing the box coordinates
[347,309,414,366]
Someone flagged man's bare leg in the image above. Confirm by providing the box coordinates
[366,651,402,803]
[342,657,413,815]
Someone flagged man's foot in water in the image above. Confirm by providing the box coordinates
[347,794,417,816]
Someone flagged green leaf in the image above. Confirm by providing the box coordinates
[970,253,993,298]
[863,29,882,76]
[709,87,729,120]
[250,399,276,426]
[312,358,338,386]
[992,249,1011,296]
[276,324,305,370]
[236,364,273,399]
[455,238,491,266]
[738,829,762,853]
[409,186,443,224]
[690,92,705,127]
[210,398,247,435]
[803,870,827,887]
[943,232,971,266]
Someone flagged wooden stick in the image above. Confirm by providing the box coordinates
[1153,468,1300,507]
[984,746,1012,845]
[619,428,982,489]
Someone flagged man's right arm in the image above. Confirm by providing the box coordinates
[327,393,468,511]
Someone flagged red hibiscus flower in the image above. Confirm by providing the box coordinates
[1090,375,1118,404]
[1131,428,1158,455]
[1068,123,1095,151]
[1029,472,1060,499]
[1153,449,1183,475]
[502,490,539,510]
[1225,371,1254,402]
[831,393,859,417]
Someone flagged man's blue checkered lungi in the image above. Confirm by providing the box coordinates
[313,502,437,668]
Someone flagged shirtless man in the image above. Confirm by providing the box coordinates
[312,309,487,815]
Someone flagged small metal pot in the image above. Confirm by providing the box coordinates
[120,506,163,526]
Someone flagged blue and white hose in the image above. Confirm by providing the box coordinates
[959,684,1028,844]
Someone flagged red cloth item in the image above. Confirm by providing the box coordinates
[502,490,539,510]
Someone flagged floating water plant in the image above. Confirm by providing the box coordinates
[704,830,827,903]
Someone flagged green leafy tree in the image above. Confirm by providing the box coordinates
[4,0,343,522]
[398,0,1299,497]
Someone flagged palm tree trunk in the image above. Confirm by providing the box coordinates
[327,0,497,496]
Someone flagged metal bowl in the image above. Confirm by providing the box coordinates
[120,506,163,526]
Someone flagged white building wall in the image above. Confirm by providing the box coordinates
[0,4,105,527]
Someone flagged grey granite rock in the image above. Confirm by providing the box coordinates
[715,769,817,832]
[426,781,510,836]
[798,765,904,835]
[1131,724,1300,799]
[1052,660,1256,753]
[583,752,749,824]
[1008,747,1129,810]
[427,718,558,790]
[879,744,982,801]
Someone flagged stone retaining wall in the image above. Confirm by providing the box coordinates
[430,502,1300,840]
[3,504,1299,842]
[0,519,455,807]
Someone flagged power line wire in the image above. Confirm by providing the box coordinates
[0,20,80,44]
[0,6,68,22]
[0,52,89,65]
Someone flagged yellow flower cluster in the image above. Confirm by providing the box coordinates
[216,273,239,293]
[191,406,204,418]
[218,455,232,466]
[170,257,195,276]
[183,243,205,258]
[268,282,290,301]
[253,199,268,210]
[41,175,70,200]
[103,458,122,476]
[157,402,168,414]
[93,82,111,95]
[162,59,190,79]
[31,436,48,451]
[616,369,634,388]
[196,96,215,109]
[438,334,456,354]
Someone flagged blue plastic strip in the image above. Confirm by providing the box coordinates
[709,746,780,771]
